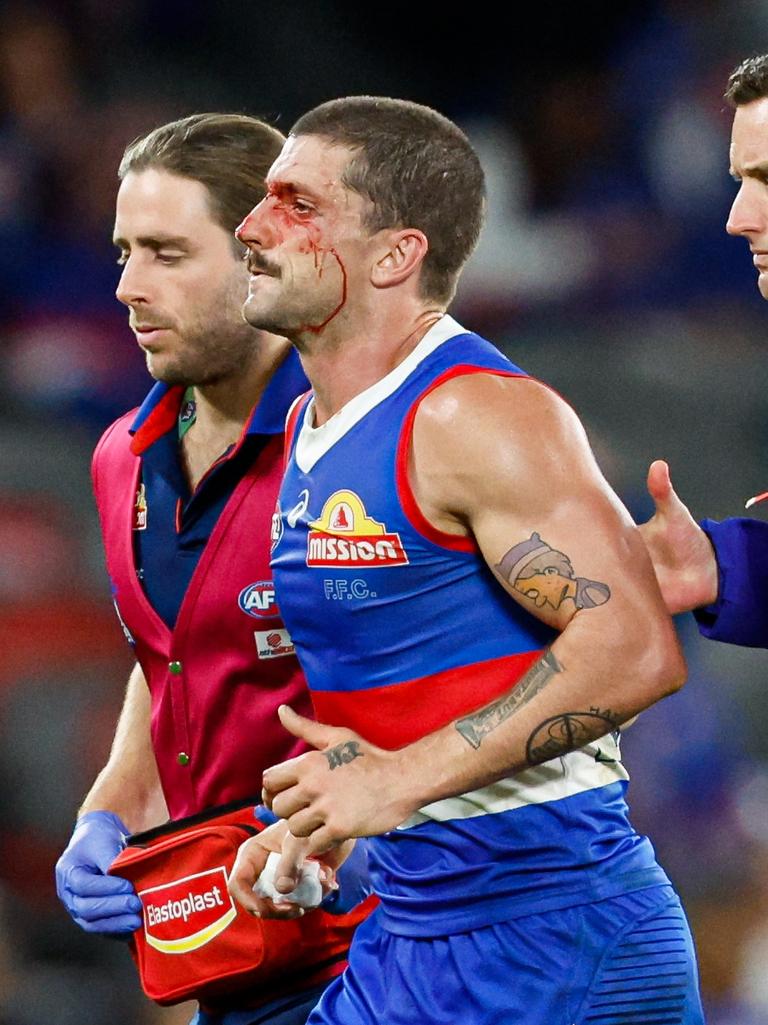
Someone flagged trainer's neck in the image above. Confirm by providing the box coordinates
[193,332,291,442]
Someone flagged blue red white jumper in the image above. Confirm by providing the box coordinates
[273,314,670,939]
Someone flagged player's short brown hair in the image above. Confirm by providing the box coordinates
[725,55,768,106]
[291,97,485,306]
[119,113,285,239]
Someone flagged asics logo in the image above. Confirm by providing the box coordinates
[287,489,310,528]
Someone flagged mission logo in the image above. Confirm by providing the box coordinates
[306,490,408,568]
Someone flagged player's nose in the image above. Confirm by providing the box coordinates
[236,198,275,249]
[115,255,149,307]
[726,182,764,237]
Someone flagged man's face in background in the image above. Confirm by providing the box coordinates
[114,168,256,386]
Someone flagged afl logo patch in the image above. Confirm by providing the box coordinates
[238,581,280,619]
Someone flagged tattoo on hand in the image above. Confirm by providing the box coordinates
[495,532,610,611]
[455,649,563,750]
[324,741,363,770]
[526,707,619,765]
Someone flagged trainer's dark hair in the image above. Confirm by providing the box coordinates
[119,113,285,239]
[725,55,768,106]
[291,97,485,306]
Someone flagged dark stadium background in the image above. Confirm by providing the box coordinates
[0,2,766,1022]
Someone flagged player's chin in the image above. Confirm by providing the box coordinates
[242,292,269,328]
[146,354,190,386]
[758,272,768,301]
[242,295,289,336]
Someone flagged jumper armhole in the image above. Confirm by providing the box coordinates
[394,365,530,553]
[283,390,311,469]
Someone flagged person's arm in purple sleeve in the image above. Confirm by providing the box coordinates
[694,518,768,647]
[639,460,768,649]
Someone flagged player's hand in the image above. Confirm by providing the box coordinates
[55,812,142,935]
[261,706,414,855]
[228,822,350,919]
[638,460,719,614]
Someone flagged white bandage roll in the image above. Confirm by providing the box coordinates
[252,851,323,909]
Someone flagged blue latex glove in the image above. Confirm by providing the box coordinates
[55,811,143,934]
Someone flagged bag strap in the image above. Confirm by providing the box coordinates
[127,795,266,847]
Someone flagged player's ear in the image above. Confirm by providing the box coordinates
[371,228,428,289]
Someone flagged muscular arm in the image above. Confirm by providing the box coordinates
[396,374,684,794]
[258,376,686,853]
[79,662,167,832]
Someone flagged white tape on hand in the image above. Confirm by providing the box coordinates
[252,851,323,909]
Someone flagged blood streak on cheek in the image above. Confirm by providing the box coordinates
[293,221,348,333]
[266,192,348,333]
[299,247,348,335]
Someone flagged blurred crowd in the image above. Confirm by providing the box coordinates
[0,1,766,1022]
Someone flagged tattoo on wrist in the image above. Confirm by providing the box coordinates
[495,532,610,612]
[324,741,363,770]
[455,649,563,750]
[526,707,619,765]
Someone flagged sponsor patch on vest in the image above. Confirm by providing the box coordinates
[254,628,295,659]
[238,581,280,619]
[139,866,236,954]
[306,490,408,568]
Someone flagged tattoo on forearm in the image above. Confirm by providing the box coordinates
[495,532,610,612]
[526,707,619,765]
[455,649,563,750]
[324,741,363,770]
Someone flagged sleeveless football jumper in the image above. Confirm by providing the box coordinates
[273,315,670,939]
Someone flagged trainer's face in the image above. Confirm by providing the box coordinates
[114,168,255,385]
[237,135,376,340]
[727,97,768,300]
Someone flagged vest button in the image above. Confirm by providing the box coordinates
[168,660,182,675]
[177,752,190,766]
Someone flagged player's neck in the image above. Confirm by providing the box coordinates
[300,305,444,425]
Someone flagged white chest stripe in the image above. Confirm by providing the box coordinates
[398,738,628,829]
[294,315,467,473]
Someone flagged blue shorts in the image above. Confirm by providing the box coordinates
[307,885,704,1025]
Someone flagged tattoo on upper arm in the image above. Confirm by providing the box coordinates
[455,649,563,749]
[526,708,619,765]
[324,741,363,770]
[495,533,610,612]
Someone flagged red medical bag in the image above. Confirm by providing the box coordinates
[108,798,373,1006]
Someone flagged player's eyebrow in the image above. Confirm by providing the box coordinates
[267,180,322,203]
[731,161,768,181]
[112,233,192,250]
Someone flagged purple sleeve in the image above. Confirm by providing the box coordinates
[693,518,768,648]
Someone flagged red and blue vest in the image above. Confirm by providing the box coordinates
[92,403,313,819]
